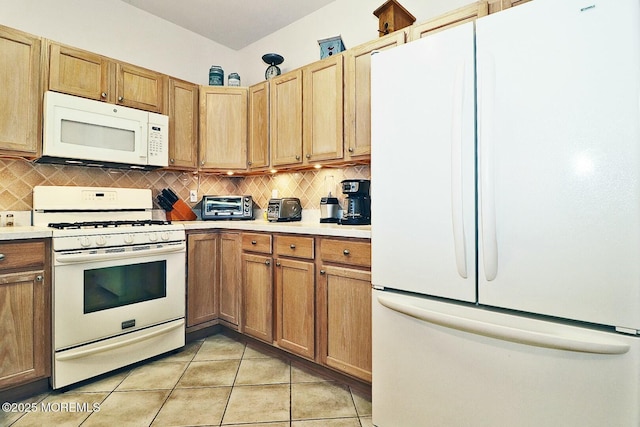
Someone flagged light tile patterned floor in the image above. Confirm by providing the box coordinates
[3,334,372,427]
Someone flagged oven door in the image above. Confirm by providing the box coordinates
[53,241,186,351]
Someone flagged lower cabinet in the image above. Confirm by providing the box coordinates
[0,240,51,390]
[241,233,273,343]
[218,232,241,327]
[187,232,219,327]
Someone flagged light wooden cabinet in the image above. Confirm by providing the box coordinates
[199,86,248,171]
[302,55,344,164]
[408,1,489,41]
[241,233,273,343]
[317,238,372,382]
[274,235,315,359]
[47,42,167,113]
[0,240,50,390]
[270,69,303,167]
[0,26,42,156]
[168,78,199,170]
[344,32,405,160]
[218,232,241,327]
[187,233,218,327]
[248,81,270,171]
[487,0,531,14]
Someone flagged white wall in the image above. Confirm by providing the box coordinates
[0,0,473,86]
[0,0,238,85]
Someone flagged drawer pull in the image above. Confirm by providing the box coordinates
[265,260,271,266]
[251,240,257,245]
[36,275,43,282]
[320,270,326,275]
[343,249,351,256]
[276,261,281,267]
[0,254,4,261]
[290,244,296,249]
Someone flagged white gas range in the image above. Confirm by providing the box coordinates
[33,186,186,389]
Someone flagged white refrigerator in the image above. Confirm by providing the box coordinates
[370,1,640,426]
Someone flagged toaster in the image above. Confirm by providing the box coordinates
[267,198,302,222]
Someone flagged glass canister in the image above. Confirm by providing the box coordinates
[209,65,224,86]
[228,73,241,86]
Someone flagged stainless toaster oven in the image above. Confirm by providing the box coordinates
[201,195,253,220]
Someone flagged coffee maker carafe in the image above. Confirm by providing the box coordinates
[340,179,371,225]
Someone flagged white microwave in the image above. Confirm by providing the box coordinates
[40,91,169,170]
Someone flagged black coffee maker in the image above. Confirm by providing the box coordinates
[340,179,371,225]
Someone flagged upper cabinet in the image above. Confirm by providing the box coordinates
[302,55,344,164]
[199,86,248,172]
[0,26,42,156]
[168,78,199,170]
[248,81,270,172]
[47,42,167,114]
[409,1,489,40]
[270,69,303,167]
[344,31,405,161]
[487,0,532,14]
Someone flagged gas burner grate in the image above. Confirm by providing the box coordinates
[48,220,172,230]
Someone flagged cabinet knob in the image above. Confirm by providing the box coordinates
[343,249,350,256]
[290,244,296,249]
[0,253,4,261]
[305,154,311,159]
[295,155,301,160]
[118,96,124,102]
[170,158,175,163]
[201,160,205,166]
[101,92,107,99]
[36,275,43,282]
[247,161,252,166]
[251,240,257,245]
[276,261,281,267]
[320,269,326,275]
[265,260,271,266]
[348,147,354,153]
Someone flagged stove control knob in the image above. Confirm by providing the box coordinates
[95,236,107,246]
[124,233,134,244]
[148,232,158,242]
[79,236,92,248]
[160,232,170,241]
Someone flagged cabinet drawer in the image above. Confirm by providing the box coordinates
[275,235,314,259]
[0,241,45,272]
[320,238,371,268]
[242,233,272,254]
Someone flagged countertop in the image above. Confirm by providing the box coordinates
[0,221,370,240]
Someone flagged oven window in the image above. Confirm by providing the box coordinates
[84,260,166,314]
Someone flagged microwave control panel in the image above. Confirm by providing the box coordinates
[147,113,169,166]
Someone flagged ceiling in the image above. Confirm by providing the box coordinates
[118,0,336,50]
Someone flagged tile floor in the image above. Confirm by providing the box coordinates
[3,334,372,427]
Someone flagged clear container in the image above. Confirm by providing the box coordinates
[228,73,240,86]
[209,65,224,86]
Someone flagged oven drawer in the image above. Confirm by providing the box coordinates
[320,238,371,268]
[242,233,272,254]
[0,241,45,272]
[275,235,314,259]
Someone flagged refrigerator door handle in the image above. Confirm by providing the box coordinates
[478,54,499,281]
[451,61,468,279]
[377,293,630,355]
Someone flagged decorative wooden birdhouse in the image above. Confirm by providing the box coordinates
[318,35,346,59]
[373,0,416,37]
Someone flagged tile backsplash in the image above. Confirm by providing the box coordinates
[0,158,370,213]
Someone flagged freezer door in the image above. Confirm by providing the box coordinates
[371,23,476,302]
[476,0,640,329]
[372,290,640,427]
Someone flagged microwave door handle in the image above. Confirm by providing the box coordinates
[139,124,148,160]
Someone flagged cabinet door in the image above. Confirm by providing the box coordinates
[168,78,198,170]
[409,1,489,40]
[270,69,303,167]
[0,27,41,155]
[344,32,405,160]
[242,253,273,343]
[218,232,241,327]
[248,82,270,171]
[0,271,49,389]
[275,258,315,359]
[48,42,111,102]
[199,86,248,171]
[116,63,167,113]
[303,55,344,164]
[318,265,372,382]
[187,233,218,327]
[488,0,531,14]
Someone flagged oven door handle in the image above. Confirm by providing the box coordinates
[55,319,185,361]
[55,242,186,264]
